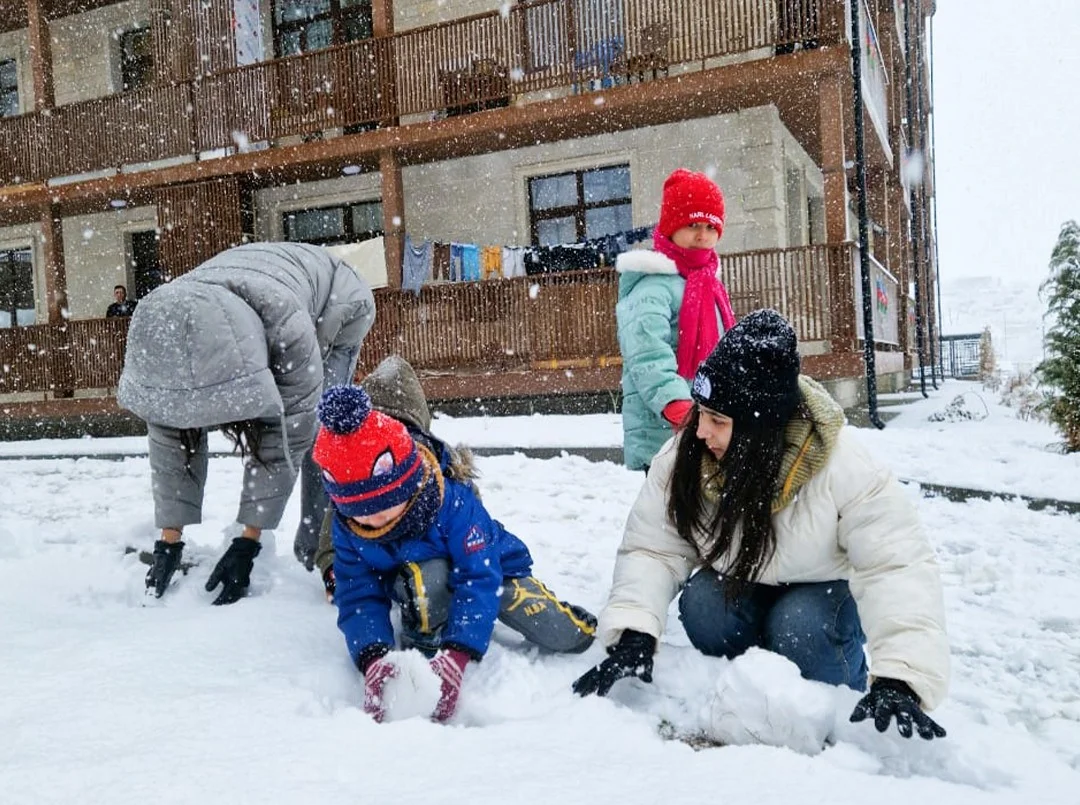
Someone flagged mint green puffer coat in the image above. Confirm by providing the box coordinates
[615,249,690,471]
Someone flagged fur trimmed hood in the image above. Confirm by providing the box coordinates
[616,249,680,275]
[616,248,724,279]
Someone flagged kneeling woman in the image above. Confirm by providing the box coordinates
[574,310,949,740]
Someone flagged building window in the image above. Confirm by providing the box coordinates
[0,58,18,118]
[274,0,373,57]
[282,200,383,245]
[128,230,163,299]
[119,27,154,92]
[0,248,35,328]
[528,164,632,247]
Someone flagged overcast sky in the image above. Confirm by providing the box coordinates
[931,0,1080,282]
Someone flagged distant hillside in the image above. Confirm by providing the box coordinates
[939,274,1047,372]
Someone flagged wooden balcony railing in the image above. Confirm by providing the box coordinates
[721,243,841,343]
[0,317,129,394]
[0,244,854,398]
[0,0,843,184]
[356,269,621,376]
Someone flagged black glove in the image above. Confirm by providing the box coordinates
[145,539,185,598]
[322,567,336,604]
[293,539,316,573]
[205,537,261,606]
[572,629,656,697]
[850,677,946,740]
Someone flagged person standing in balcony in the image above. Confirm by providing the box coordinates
[106,284,138,317]
[574,311,949,742]
[616,168,736,472]
[118,242,376,604]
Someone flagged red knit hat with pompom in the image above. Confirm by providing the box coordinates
[312,385,424,517]
[657,169,726,239]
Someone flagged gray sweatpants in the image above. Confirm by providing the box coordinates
[392,559,596,654]
[292,343,361,558]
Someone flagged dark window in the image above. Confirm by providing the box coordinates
[282,200,383,245]
[0,58,18,118]
[528,164,632,246]
[0,248,35,328]
[274,0,373,57]
[129,230,163,299]
[119,27,154,92]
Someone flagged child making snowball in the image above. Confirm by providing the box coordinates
[616,168,736,472]
[312,385,596,722]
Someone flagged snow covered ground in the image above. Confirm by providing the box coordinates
[1,380,1078,804]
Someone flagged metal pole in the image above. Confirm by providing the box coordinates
[904,0,928,398]
[928,12,947,382]
[914,2,938,388]
[851,0,885,429]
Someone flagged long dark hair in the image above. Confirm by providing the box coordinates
[667,405,787,599]
[178,420,266,473]
[219,420,267,467]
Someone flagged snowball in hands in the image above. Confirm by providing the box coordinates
[377,650,443,722]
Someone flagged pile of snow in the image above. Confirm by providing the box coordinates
[703,649,838,754]
[926,393,991,423]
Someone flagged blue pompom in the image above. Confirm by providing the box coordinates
[318,385,371,435]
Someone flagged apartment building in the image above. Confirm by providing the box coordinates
[0,0,940,431]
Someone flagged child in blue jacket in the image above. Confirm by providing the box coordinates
[312,384,596,722]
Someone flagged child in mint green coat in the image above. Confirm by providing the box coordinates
[616,169,735,471]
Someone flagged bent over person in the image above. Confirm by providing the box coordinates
[118,242,375,604]
[574,310,950,741]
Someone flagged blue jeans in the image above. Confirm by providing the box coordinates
[677,571,868,691]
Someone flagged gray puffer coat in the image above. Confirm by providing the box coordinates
[118,242,376,530]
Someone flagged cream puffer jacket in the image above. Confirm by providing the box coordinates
[599,384,950,710]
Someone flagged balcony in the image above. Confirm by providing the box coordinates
[0,243,858,401]
[0,0,842,186]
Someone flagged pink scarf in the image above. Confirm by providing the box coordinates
[653,228,737,379]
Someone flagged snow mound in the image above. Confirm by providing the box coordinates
[703,648,839,755]
[380,650,442,722]
[927,393,990,423]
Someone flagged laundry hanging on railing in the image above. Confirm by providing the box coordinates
[401,224,655,291]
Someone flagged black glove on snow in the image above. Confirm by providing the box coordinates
[293,539,316,573]
[322,567,336,604]
[850,677,946,740]
[145,539,185,598]
[572,629,656,697]
[205,537,261,606]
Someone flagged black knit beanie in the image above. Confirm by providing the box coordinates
[690,309,801,429]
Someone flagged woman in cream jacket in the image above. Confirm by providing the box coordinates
[573,310,950,741]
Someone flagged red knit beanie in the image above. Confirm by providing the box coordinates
[657,169,726,240]
[312,386,424,517]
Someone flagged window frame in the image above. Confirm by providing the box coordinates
[527,163,632,246]
[273,0,374,58]
[118,26,154,93]
[0,57,19,118]
[0,247,35,329]
[281,200,383,246]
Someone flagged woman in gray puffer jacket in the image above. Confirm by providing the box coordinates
[118,242,376,604]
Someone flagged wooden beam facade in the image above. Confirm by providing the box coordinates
[25,0,54,109]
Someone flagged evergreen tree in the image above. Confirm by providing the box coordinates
[1036,220,1080,452]
[978,326,999,390]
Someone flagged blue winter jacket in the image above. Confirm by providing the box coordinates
[331,473,533,666]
